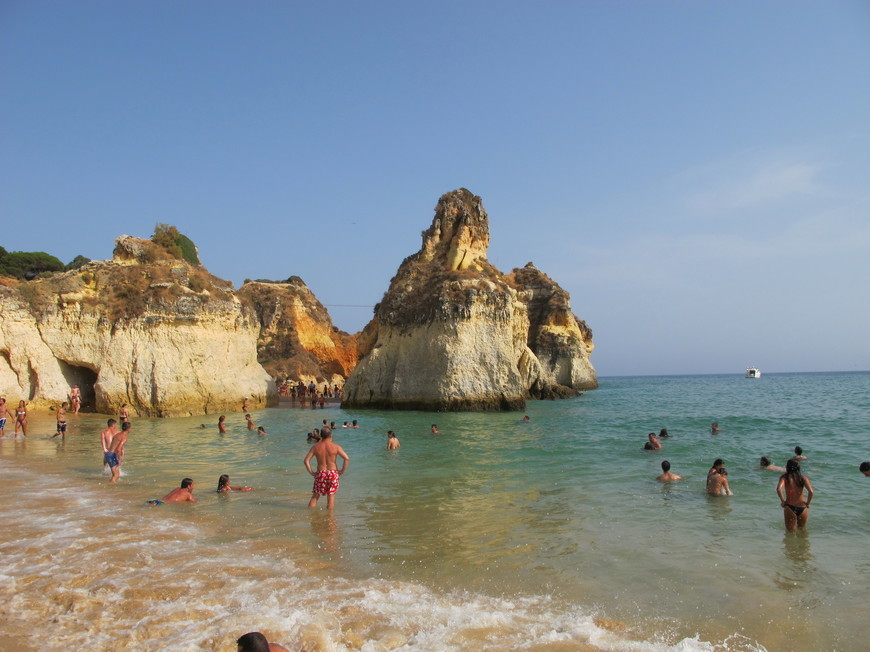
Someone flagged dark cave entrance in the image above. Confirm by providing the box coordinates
[58,361,99,412]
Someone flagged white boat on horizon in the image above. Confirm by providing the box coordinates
[745,366,761,378]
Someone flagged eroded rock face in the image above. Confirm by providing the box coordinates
[238,278,357,386]
[507,263,597,398]
[0,237,274,417]
[342,189,597,411]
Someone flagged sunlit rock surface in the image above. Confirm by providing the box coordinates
[342,189,597,411]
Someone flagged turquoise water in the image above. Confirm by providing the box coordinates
[1,372,868,650]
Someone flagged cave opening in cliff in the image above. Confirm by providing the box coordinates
[58,361,99,412]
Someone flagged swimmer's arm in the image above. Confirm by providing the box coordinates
[804,477,814,506]
[775,476,786,506]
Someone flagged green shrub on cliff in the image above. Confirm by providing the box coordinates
[0,247,65,280]
[65,255,91,271]
[151,223,200,265]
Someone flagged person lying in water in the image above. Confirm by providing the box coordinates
[217,474,253,493]
[760,456,785,472]
[149,477,196,504]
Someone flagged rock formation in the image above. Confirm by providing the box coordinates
[341,189,597,411]
[0,236,274,417]
[238,277,357,386]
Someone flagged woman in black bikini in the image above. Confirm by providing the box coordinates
[776,459,814,532]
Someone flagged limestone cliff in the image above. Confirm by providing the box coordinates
[506,263,597,398]
[238,278,357,386]
[0,236,274,417]
[341,189,597,411]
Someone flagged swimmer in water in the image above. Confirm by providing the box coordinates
[216,474,253,493]
[776,459,814,531]
[643,432,662,450]
[706,467,732,495]
[656,460,681,482]
[162,478,196,502]
[760,456,785,472]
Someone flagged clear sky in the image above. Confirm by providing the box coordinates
[2,1,869,376]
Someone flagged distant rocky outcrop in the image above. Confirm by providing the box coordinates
[341,189,597,411]
[238,277,357,386]
[0,236,274,417]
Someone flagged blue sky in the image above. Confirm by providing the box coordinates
[2,1,869,376]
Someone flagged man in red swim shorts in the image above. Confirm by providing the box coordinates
[303,427,350,509]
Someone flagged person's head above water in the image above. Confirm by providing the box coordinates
[181,477,194,489]
[661,460,671,472]
[760,456,772,467]
[217,474,230,492]
[236,632,270,652]
[860,461,870,476]
[794,446,803,455]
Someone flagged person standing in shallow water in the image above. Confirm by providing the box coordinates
[14,400,28,437]
[69,384,82,414]
[53,402,68,438]
[777,459,814,532]
[106,421,129,483]
[304,427,350,509]
[0,397,9,437]
[119,403,130,428]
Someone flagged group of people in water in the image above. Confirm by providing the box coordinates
[645,424,854,532]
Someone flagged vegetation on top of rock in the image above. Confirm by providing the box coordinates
[242,276,306,286]
[151,223,200,265]
[64,255,91,271]
[0,246,65,280]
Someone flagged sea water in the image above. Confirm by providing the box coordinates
[1,372,868,651]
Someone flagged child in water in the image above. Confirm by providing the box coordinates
[216,474,253,493]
